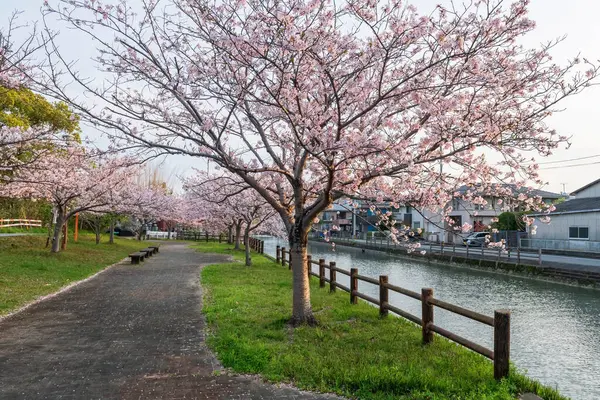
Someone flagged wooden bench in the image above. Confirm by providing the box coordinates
[140,248,154,258]
[148,245,160,254]
[129,252,146,264]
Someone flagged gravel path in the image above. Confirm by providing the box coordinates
[0,242,338,399]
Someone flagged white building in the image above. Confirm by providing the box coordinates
[443,185,562,244]
[532,179,600,251]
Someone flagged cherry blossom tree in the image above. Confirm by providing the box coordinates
[0,12,76,173]
[0,145,137,252]
[37,0,599,324]
[184,171,279,266]
[81,211,113,244]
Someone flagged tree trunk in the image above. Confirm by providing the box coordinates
[95,230,101,244]
[109,218,115,244]
[244,226,251,266]
[234,220,242,250]
[51,211,66,253]
[228,225,233,244]
[289,222,316,326]
[167,227,172,240]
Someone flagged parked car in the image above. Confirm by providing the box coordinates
[105,227,135,237]
[463,232,489,247]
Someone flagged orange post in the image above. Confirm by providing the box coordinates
[74,213,79,242]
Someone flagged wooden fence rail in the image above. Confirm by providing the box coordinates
[276,245,510,380]
[177,232,266,256]
[0,219,42,228]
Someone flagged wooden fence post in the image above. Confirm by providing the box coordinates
[281,247,286,266]
[538,248,542,265]
[350,268,358,304]
[517,247,521,264]
[276,246,280,263]
[494,310,511,380]
[319,259,326,288]
[466,243,469,259]
[261,241,264,254]
[379,275,388,317]
[288,250,292,270]
[329,261,336,292]
[206,232,209,242]
[441,241,444,255]
[421,288,434,344]
[307,255,312,280]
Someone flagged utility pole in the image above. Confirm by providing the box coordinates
[352,204,357,238]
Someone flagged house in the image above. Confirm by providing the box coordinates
[442,184,563,244]
[532,179,600,249]
[317,203,354,235]
[314,200,425,238]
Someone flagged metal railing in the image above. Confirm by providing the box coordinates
[519,238,600,253]
[320,234,542,266]
[146,231,177,239]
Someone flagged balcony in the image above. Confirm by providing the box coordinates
[333,219,351,225]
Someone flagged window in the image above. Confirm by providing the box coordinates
[413,221,421,229]
[569,226,589,240]
[452,198,460,210]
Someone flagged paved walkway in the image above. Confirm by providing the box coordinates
[0,243,337,399]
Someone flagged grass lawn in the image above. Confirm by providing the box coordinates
[0,233,150,316]
[0,226,47,234]
[195,241,566,400]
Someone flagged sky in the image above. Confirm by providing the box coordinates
[2,0,600,195]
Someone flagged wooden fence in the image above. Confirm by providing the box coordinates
[275,244,510,380]
[178,232,266,255]
[0,219,42,228]
[248,237,265,254]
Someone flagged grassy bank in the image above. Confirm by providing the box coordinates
[0,233,148,316]
[196,242,566,400]
[0,226,47,234]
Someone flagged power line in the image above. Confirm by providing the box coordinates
[531,154,600,165]
[540,160,600,170]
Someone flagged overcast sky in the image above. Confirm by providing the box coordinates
[3,0,600,195]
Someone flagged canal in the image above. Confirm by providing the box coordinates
[261,237,600,400]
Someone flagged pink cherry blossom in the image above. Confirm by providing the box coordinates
[34,0,599,324]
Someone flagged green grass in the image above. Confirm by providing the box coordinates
[195,242,567,400]
[0,226,47,234]
[0,233,150,316]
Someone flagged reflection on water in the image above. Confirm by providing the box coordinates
[262,237,600,400]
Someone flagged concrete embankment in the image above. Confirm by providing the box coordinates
[309,239,600,287]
